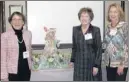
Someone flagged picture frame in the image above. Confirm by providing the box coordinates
[9,5,23,16]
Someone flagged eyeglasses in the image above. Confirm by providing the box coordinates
[12,19,23,22]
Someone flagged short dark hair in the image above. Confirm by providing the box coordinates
[78,7,94,21]
[8,11,26,24]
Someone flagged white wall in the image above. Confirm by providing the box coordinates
[27,1,104,44]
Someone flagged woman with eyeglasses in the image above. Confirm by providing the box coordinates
[1,12,32,81]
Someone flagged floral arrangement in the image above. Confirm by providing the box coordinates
[32,27,71,70]
[32,50,71,70]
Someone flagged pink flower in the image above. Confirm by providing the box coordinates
[44,26,48,32]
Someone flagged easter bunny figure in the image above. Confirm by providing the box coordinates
[43,27,60,57]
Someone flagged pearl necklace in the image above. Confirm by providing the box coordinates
[18,39,23,43]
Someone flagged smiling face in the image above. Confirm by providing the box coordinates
[80,12,91,26]
[109,6,119,23]
[11,14,24,30]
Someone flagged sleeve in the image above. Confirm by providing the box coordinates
[120,23,129,66]
[70,27,76,63]
[94,28,102,68]
[1,33,8,79]
[102,27,108,53]
[28,31,33,69]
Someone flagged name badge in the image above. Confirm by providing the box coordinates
[23,51,29,59]
[85,33,92,40]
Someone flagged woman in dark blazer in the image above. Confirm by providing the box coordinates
[70,7,102,81]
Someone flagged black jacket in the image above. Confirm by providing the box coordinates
[70,24,102,81]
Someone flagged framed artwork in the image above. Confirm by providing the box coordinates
[9,5,23,16]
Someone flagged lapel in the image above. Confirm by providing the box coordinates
[77,24,93,37]
[78,24,93,33]
[8,28,19,49]
[77,25,84,41]
[8,27,28,50]
[77,24,94,45]
[23,31,28,48]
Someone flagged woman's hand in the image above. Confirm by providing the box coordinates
[93,67,98,76]
[69,62,74,68]
[117,65,124,75]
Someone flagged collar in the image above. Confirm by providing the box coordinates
[108,21,126,29]
[8,27,26,34]
[79,24,93,33]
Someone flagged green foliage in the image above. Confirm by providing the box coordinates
[32,50,71,70]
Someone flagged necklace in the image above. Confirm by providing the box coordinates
[18,39,23,43]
